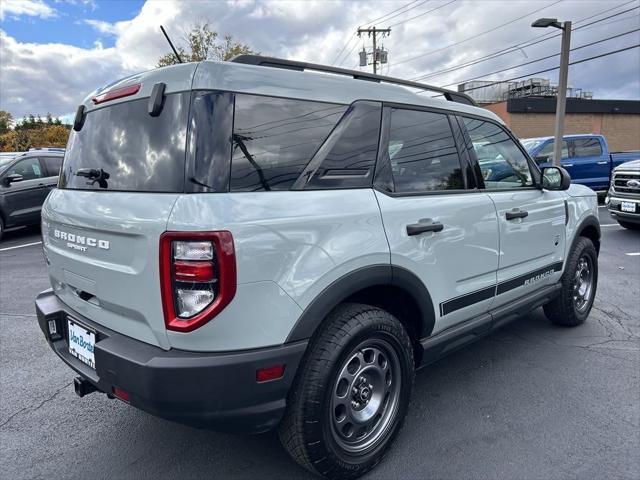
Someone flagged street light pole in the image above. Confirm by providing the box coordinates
[532,18,572,167]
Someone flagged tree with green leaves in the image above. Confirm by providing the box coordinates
[0,111,12,135]
[157,23,256,67]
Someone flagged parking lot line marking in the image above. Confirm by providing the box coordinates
[0,241,42,252]
[626,252,640,256]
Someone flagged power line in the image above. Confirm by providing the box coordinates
[436,44,640,95]
[365,0,430,26]
[363,0,427,26]
[339,40,361,67]
[440,28,640,88]
[393,0,564,66]
[389,0,458,28]
[411,2,640,81]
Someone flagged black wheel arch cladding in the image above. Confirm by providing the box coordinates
[285,264,436,343]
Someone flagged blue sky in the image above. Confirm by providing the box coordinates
[1,1,144,49]
[1,0,639,120]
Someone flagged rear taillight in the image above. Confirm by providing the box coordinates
[159,232,236,332]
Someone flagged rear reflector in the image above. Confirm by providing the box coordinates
[174,261,215,282]
[256,365,286,383]
[92,83,141,104]
[112,387,130,402]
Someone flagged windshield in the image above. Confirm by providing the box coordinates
[0,155,18,171]
[520,139,544,152]
[59,92,190,192]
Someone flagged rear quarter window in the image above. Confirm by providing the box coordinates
[230,95,347,191]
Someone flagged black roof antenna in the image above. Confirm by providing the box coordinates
[160,25,183,64]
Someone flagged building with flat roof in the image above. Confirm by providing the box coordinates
[483,97,640,152]
[457,78,640,152]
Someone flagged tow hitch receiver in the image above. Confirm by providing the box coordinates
[73,376,97,397]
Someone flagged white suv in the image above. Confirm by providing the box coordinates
[36,56,600,479]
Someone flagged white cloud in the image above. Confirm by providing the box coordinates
[82,19,118,36]
[0,0,56,21]
[0,30,124,118]
[1,0,639,119]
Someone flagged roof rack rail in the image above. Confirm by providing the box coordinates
[29,147,66,152]
[230,55,477,107]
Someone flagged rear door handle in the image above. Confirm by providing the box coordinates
[563,163,574,167]
[406,222,444,236]
[596,161,608,165]
[505,209,528,220]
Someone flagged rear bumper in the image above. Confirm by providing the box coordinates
[35,289,307,433]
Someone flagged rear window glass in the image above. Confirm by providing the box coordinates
[60,93,189,192]
[230,95,347,191]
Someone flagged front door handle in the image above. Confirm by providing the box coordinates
[596,161,608,165]
[406,221,444,236]
[505,209,528,220]
[563,163,574,167]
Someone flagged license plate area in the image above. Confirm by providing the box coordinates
[621,201,636,213]
[67,318,96,370]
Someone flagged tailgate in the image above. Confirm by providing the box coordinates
[42,189,179,349]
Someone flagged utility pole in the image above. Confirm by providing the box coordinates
[357,27,391,74]
[532,18,572,167]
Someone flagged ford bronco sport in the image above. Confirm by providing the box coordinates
[36,56,600,479]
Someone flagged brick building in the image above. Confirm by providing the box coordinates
[483,97,640,152]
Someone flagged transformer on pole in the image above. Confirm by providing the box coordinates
[357,26,391,74]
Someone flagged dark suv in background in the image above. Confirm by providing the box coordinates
[0,148,64,239]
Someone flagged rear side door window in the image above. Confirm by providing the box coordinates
[462,117,534,189]
[387,108,463,193]
[230,95,347,191]
[571,138,603,158]
[42,156,63,177]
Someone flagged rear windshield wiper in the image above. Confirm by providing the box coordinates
[75,168,110,188]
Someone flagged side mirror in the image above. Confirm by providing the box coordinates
[541,166,571,191]
[4,174,24,186]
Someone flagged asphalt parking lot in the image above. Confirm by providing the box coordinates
[1,207,638,480]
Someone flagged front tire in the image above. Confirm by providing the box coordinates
[544,236,598,326]
[279,303,414,480]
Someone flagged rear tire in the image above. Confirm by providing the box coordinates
[617,220,640,230]
[279,303,414,480]
[544,237,598,327]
